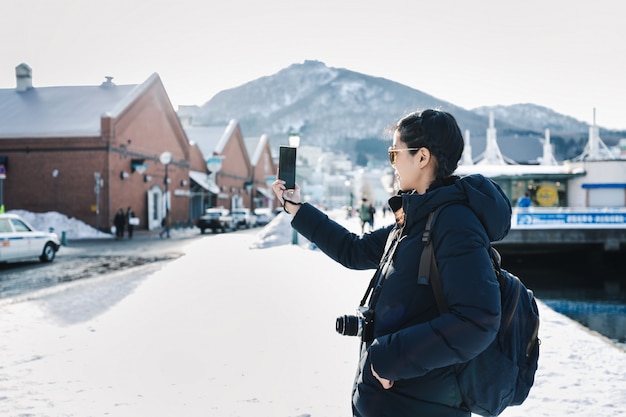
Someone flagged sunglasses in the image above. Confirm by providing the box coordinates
[388,147,422,165]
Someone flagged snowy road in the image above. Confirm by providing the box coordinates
[0,228,205,299]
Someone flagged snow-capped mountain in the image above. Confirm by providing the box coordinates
[182,61,623,163]
[188,60,487,145]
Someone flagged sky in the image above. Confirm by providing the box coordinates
[1,209,625,416]
[1,0,625,130]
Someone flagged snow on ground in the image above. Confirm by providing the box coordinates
[0,209,625,416]
[249,209,372,249]
[8,209,112,239]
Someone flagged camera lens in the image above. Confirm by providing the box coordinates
[336,315,361,336]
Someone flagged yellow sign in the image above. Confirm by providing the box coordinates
[536,185,558,206]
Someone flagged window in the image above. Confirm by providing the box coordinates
[10,219,31,232]
[0,219,12,233]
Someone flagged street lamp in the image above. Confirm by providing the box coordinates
[288,133,300,148]
[265,175,277,212]
[206,156,223,209]
[160,151,173,215]
[206,156,223,175]
[94,172,103,230]
[288,133,300,245]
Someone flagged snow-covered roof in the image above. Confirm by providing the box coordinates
[215,119,238,154]
[183,125,230,159]
[243,134,268,166]
[0,75,159,138]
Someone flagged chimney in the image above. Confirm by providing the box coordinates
[101,76,115,88]
[15,63,33,92]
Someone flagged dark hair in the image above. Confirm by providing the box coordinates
[393,109,464,185]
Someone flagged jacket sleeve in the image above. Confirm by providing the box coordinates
[369,204,501,380]
[291,203,391,270]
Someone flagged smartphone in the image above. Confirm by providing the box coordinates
[278,146,297,189]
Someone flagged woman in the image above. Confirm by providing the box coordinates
[272,109,512,416]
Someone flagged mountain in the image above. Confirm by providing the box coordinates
[182,61,623,164]
[188,60,488,144]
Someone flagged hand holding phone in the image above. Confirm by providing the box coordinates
[278,146,297,189]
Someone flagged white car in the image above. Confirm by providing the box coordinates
[231,208,257,229]
[253,208,274,226]
[197,208,236,234]
[0,213,61,263]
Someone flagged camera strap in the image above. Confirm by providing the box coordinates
[359,225,405,308]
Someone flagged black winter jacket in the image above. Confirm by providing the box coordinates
[291,174,512,417]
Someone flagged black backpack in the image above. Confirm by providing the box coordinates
[419,209,540,417]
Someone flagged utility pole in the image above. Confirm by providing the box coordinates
[94,172,103,231]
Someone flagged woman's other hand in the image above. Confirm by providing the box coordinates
[371,364,394,389]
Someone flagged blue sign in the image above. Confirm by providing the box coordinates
[517,212,626,226]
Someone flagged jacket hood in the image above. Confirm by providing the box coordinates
[389,174,512,242]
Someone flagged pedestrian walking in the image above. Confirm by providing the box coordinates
[368,203,376,230]
[113,208,125,240]
[126,206,136,238]
[272,108,511,417]
[359,198,372,234]
[159,210,171,238]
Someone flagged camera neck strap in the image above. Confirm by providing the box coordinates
[359,225,405,308]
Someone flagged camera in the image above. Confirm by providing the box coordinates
[336,306,374,342]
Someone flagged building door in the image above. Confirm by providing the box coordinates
[147,186,165,230]
[232,194,243,209]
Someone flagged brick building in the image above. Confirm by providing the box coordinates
[0,63,191,231]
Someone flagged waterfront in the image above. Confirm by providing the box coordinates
[501,251,626,348]
[540,290,626,348]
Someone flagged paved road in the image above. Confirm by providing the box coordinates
[0,226,254,300]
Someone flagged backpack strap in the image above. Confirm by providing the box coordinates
[490,246,524,333]
[423,208,505,317]
[419,211,449,314]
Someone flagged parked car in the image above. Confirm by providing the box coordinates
[253,208,274,226]
[0,213,61,263]
[197,208,236,234]
[230,208,257,229]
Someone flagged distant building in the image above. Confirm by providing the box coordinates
[456,110,625,209]
[243,134,279,212]
[182,119,278,212]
